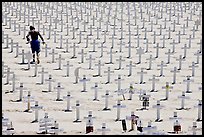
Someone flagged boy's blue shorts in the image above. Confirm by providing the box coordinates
[31,40,40,54]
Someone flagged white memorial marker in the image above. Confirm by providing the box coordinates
[63,91,73,112]
[157,61,167,77]
[142,121,157,135]
[146,54,155,70]
[161,82,173,100]
[31,101,43,123]
[189,122,199,135]
[73,100,82,122]
[102,90,113,111]
[78,49,86,64]
[2,113,9,127]
[23,91,35,113]
[165,49,174,64]
[194,50,202,64]
[181,44,189,59]
[86,54,95,70]
[149,75,159,92]
[38,113,54,134]
[104,67,114,84]
[126,61,136,77]
[55,54,65,70]
[177,91,190,110]
[25,51,33,70]
[113,100,126,121]
[115,75,124,93]
[176,55,184,70]
[137,68,147,84]
[19,49,26,64]
[38,67,48,84]
[152,100,164,122]
[63,61,73,77]
[115,55,125,70]
[91,82,101,101]
[31,63,41,77]
[16,83,27,102]
[97,123,111,135]
[194,100,202,122]
[4,67,13,85]
[84,110,96,134]
[13,42,22,58]
[79,75,90,92]
[183,76,194,93]
[54,82,64,101]
[49,49,58,63]
[48,121,63,135]
[2,122,15,135]
[93,60,104,77]
[136,47,145,64]
[43,74,55,92]
[189,61,198,77]
[105,47,114,64]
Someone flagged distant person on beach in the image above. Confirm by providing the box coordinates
[26,26,45,64]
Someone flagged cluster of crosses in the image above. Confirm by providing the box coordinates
[2,1,202,135]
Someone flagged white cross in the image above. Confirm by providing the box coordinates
[161,82,173,100]
[63,61,73,77]
[183,76,194,93]
[97,123,111,135]
[176,55,185,70]
[194,100,202,122]
[102,90,113,111]
[79,75,90,92]
[86,54,95,70]
[157,61,167,77]
[189,61,199,77]
[73,100,82,122]
[149,75,159,92]
[63,91,73,112]
[170,66,180,85]
[93,60,104,77]
[38,67,48,84]
[115,55,125,70]
[55,54,65,70]
[31,101,43,123]
[54,82,64,101]
[31,63,41,77]
[177,91,190,110]
[16,83,27,102]
[84,110,96,133]
[137,68,147,84]
[113,100,126,121]
[136,47,145,64]
[152,100,164,122]
[165,49,174,64]
[49,49,58,63]
[44,74,55,92]
[22,91,35,113]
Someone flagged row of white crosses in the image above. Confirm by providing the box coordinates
[2,2,202,135]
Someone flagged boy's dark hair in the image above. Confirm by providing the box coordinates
[30,26,35,30]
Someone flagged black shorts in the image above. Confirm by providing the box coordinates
[31,40,40,54]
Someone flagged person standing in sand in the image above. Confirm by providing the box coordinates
[26,26,45,64]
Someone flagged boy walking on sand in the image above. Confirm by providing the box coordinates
[26,26,45,64]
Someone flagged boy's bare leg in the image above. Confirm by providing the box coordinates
[32,53,35,63]
[37,53,40,64]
